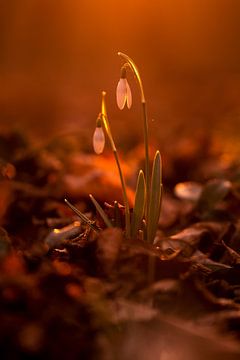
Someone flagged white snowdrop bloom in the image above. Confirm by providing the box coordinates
[93,126,105,154]
[126,80,132,108]
[116,78,132,110]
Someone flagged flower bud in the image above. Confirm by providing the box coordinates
[93,126,105,154]
[116,78,132,110]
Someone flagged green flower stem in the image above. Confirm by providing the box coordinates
[113,150,131,238]
[142,101,150,222]
[101,92,116,152]
[118,52,150,221]
[101,92,131,238]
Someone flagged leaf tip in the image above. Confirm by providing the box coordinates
[155,150,160,159]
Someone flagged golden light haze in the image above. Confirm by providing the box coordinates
[0,0,239,144]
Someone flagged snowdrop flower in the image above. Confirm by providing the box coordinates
[93,116,105,154]
[116,67,132,110]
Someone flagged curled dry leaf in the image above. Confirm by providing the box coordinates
[0,161,16,180]
[221,240,240,266]
[156,226,213,257]
[174,181,203,201]
[45,221,82,249]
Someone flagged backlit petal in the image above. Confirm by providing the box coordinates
[126,80,132,109]
[116,78,127,110]
[93,127,105,154]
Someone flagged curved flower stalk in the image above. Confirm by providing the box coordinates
[93,91,131,238]
[117,52,150,222]
[117,53,145,103]
[117,52,162,243]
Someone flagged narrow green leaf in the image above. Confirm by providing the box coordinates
[64,198,100,233]
[147,151,162,243]
[89,194,113,228]
[131,170,146,238]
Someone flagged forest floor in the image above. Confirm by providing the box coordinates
[1,130,240,359]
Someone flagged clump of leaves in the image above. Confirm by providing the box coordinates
[66,53,162,243]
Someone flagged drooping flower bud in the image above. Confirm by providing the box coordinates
[116,67,132,110]
[93,116,105,154]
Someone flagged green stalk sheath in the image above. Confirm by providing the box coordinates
[142,101,150,221]
[89,194,113,228]
[131,170,146,238]
[147,151,162,243]
[113,150,131,238]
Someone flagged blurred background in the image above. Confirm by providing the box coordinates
[0,0,239,151]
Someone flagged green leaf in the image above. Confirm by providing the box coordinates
[89,194,113,228]
[131,170,146,238]
[147,151,162,243]
[64,198,100,233]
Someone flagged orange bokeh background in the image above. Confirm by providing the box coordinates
[0,0,239,150]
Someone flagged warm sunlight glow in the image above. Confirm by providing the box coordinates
[0,0,239,149]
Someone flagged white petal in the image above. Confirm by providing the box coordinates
[93,127,105,154]
[116,78,127,110]
[126,80,132,109]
